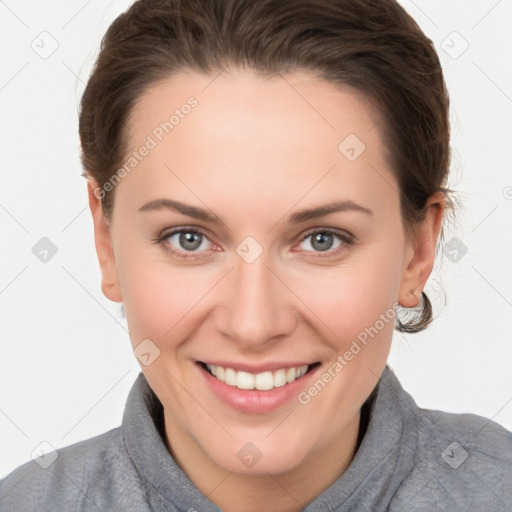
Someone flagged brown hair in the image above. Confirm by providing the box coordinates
[79,0,455,333]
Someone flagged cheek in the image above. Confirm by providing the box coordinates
[118,252,216,348]
[291,253,400,420]
[290,247,402,341]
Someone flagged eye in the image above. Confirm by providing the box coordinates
[297,229,352,257]
[154,228,214,259]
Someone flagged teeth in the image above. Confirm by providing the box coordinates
[286,367,296,383]
[255,371,273,390]
[216,366,225,382]
[273,369,287,387]
[237,371,255,390]
[205,363,309,390]
[225,367,237,386]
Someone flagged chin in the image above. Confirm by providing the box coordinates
[203,434,312,476]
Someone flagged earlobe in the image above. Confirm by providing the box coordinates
[398,191,446,308]
[86,179,123,303]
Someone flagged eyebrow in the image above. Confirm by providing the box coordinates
[288,200,373,223]
[138,198,373,224]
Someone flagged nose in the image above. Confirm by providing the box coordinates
[214,250,297,350]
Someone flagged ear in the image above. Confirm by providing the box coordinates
[86,178,123,303]
[398,191,445,308]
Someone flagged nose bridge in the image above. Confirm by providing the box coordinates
[216,249,295,347]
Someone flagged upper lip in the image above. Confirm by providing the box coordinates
[198,360,318,373]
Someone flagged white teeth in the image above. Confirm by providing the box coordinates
[224,367,237,386]
[286,367,296,383]
[297,365,307,378]
[215,366,225,382]
[236,371,255,390]
[205,363,310,390]
[273,369,287,388]
[255,371,273,391]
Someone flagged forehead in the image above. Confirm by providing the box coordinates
[128,67,380,151]
[118,68,398,219]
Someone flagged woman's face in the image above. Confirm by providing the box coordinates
[89,68,437,476]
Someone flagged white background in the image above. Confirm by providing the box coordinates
[1,0,511,477]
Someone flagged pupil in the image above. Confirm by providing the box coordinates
[180,232,202,250]
[312,232,332,251]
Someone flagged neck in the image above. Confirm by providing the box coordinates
[163,410,362,512]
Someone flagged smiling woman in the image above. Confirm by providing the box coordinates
[1,0,511,511]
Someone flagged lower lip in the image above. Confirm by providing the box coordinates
[197,362,320,414]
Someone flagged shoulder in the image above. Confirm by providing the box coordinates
[0,427,147,512]
[417,405,512,470]
[394,402,512,511]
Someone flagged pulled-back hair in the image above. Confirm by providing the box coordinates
[79,0,455,332]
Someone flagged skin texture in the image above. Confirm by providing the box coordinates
[87,68,445,512]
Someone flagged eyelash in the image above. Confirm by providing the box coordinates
[152,226,354,260]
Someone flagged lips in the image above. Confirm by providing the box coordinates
[196,361,321,414]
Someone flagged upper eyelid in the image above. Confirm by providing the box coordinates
[159,225,208,237]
